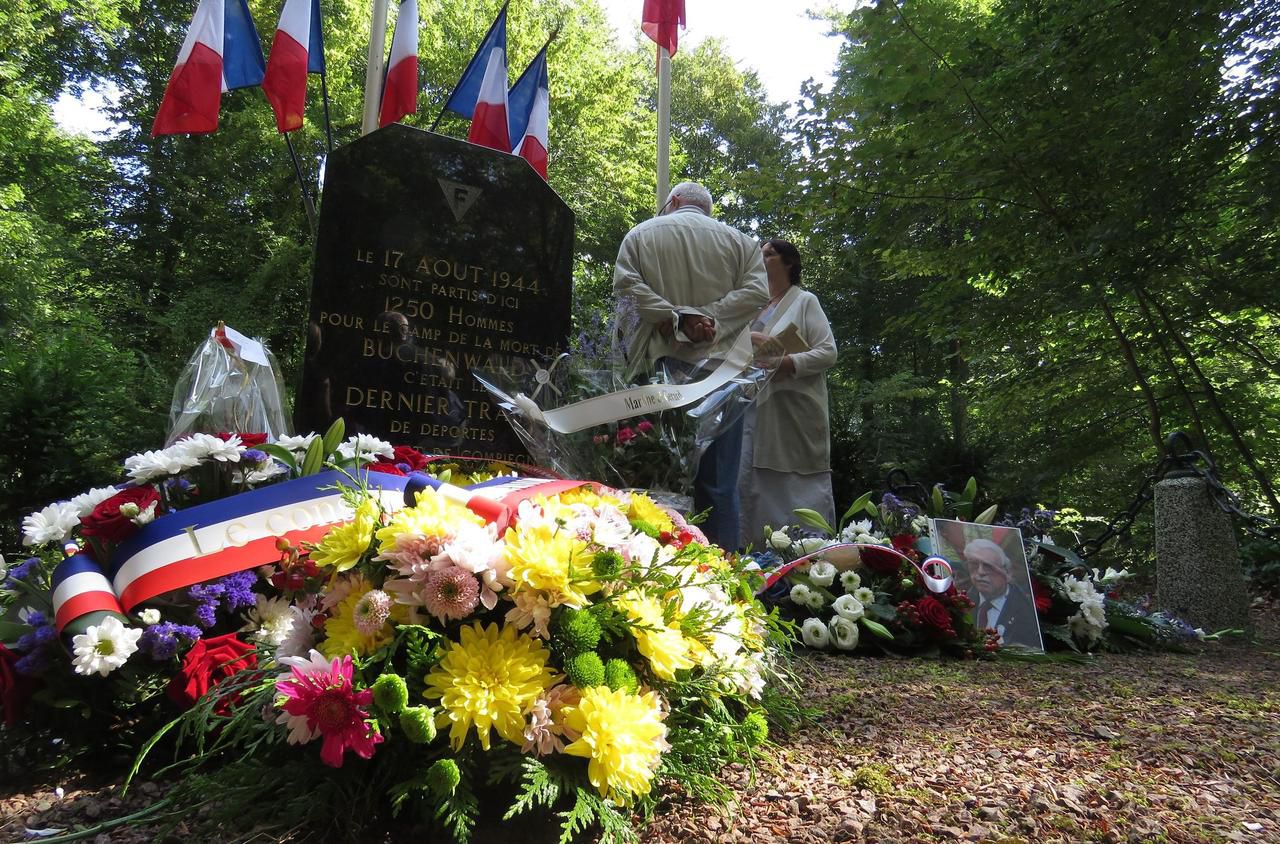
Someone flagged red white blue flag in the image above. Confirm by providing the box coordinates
[441,3,510,151]
[262,0,325,133]
[378,0,420,127]
[152,0,266,136]
[508,46,549,179]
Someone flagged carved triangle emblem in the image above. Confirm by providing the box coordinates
[438,179,483,222]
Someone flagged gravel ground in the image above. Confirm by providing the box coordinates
[5,604,1278,844]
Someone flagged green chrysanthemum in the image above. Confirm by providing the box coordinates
[603,658,639,694]
[565,651,605,688]
[372,673,409,714]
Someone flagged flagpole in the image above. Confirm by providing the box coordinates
[361,0,391,135]
[656,45,672,212]
[320,72,335,152]
[284,134,319,229]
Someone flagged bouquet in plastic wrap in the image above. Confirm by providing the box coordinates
[473,317,773,507]
[168,323,291,444]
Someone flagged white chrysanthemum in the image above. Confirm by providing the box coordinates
[800,617,831,649]
[853,586,876,606]
[829,615,860,650]
[840,519,874,542]
[124,448,199,483]
[242,594,298,646]
[71,616,143,676]
[68,486,120,518]
[803,589,827,610]
[337,434,393,463]
[275,433,319,452]
[275,605,318,660]
[176,432,244,463]
[22,502,81,546]
[622,531,662,568]
[789,583,813,606]
[591,505,633,547]
[808,560,837,587]
[235,461,289,485]
[137,608,162,626]
[839,570,862,592]
[831,594,866,621]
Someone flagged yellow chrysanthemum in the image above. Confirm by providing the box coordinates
[554,486,621,510]
[503,523,599,609]
[561,686,669,804]
[375,491,485,555]
[424,622,557,751]
[311,499,380,572]
[618,592,696,680]
[319,585,409,658]
[627,494,674,535]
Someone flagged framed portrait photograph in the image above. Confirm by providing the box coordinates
[929,519,1045,652]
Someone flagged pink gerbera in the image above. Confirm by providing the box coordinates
[423,566,481,622]
[275,650,383,767]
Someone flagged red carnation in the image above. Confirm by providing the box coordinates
[390,445,431,471]
[1032,578,1053,613]
[916,595,954,634]
[637,420,654,434]
[366,461,406,476]
[0,643,37,727]
[616,427,637,445]
[890,534,917,556]
[861,545,905,576]
[166,634,258,714]
[80,486,162,544]
[218,432,268,447]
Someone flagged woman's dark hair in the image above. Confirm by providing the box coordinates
[765,238,803,286]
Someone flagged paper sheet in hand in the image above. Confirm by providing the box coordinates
[772,324,810,355]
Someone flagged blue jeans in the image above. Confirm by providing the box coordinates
[694,414,744,551]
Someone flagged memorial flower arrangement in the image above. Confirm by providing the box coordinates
[1010,508,1207,652]
[1,422,788,841]
[753,492,994,659]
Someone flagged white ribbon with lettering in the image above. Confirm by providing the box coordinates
[486,326,759,434]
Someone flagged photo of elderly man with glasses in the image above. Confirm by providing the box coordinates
[931,520,1044,651]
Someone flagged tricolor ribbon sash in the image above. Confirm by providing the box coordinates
[757,544,954,596]
[405,472,605,534]
[476,326,757,434]
[51,471,410,633]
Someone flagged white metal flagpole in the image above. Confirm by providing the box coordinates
[656,45,672,212]
[361,0,391,135]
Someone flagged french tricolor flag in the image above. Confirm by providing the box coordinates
[378,0,420,128]
[152,0,266,137]
[441,3,510,152]
[508,46,549,179]
[262,0,325,133]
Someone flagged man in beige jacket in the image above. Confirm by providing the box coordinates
[612,182,769,548]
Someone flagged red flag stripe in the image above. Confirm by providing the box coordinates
[379,56,419,127]
[262,30,309,132]
[151,42,224,136]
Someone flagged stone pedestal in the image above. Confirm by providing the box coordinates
[1154,476,1251,634]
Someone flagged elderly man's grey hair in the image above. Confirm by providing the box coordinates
[669,181,713,214]
[963,538,1011,571]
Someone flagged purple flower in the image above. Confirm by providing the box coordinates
[219,571,257,612]
[5,557,40,584]
[243,449,266,463]
[139,622,202,661]
[24,610,47,627]
[15,650,50,676]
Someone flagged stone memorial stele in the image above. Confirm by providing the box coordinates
[296,124,574,462]
[1155,476,1252,636]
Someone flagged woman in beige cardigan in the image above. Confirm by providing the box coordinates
[738,239,839,549]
